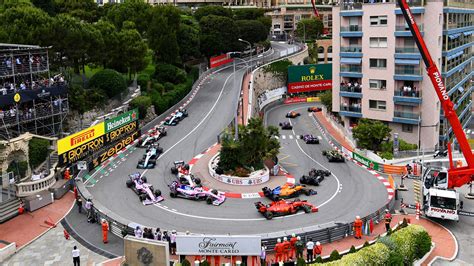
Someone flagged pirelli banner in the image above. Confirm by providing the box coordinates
[58,109,139,166]
[287,64,332,94]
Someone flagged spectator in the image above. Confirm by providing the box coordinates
[154,228,162,240]
[384,209,392,232]
[170,230,177,255]
[306,238,315,262]
[295,236,304,259]
[162,230,170,242]
[72,246,80,266]
[134,226,143,238]
[84,199,92,216]
[314,242,322,260]
[76,197,82,213]
[260,245,266,266]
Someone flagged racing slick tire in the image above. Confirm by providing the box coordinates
[206,197,213,205]
[157,147,164,153]
[162,131,167,136]
[194,177,202,186]
[264,211,273,220]
[211,189,218,195]
[170,191,177,198]
[304,189,312,196]
[300,176,307,184]
[139,193,147,202]
[141,176,148,183]
[154,189,161,197]
[126,179,133,188]
[303,205,312,213]
[171,167,178,175]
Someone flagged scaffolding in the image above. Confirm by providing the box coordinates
[0,44,68,140]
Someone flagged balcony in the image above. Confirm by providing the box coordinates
[393,89,422,104]
[340,25,363,38]
[394,66,423,81]
[395,47,422,60]
[393,111,420,124]
[340,105,363,118]
[340,46,363,58]
[340,85,362,98]
[395,24,424,37]
[340,65,363,78]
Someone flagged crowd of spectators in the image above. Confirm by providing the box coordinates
[399,84,419,97]
[341,80,363,92]
[0,53,48,76]
[0,74,65,96]
[0,96,68,124]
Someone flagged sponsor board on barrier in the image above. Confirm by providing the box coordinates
[58,122,105,155]
[176,235,261,255]
[341,146,353,157]
[287,64,332,93]
[283,97,308,104]
[90,130,140,169]
[58,121,139,166]
[210,54,233,68]
[258,87,287,110]
[105,109,138,133]
[352,152,380,171]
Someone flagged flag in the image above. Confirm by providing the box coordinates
[369,218,374,234]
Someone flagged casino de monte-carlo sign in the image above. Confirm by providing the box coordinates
[176,235,261,256]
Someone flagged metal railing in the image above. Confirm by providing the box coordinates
[394,111,420,119]
[341,65,362,73]
[340,105,362,113]
[341,85,362,93]
[395,66,421,75]
[396,24,424,31]
[340,25,363,32]
[340,46,362,53]
[394,90,421,98]
[395,47,419,53]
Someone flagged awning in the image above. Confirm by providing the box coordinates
[448,33,461,39]
[446,50,463,61]
[458,86,464,93]
[395,59,420,65]
[463,31,473,36]
[340,57,362,64]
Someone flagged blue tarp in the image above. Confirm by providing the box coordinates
[395,59,420,65]
[341,57,362,64]
[463,31,473,36]
[448,33,462,39]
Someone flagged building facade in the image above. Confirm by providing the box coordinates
[332,0,473,151]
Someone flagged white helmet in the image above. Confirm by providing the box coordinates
[283,237,288,241]
[292,233,296,237]
[316,242,321,246]
[356,215,360,219]
[277,238,281,243]
[297,236,301,240]
[385,209,389,213]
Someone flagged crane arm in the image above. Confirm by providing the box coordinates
[397,0,474,188]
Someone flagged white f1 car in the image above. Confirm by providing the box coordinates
[137,126,167,148]
[137,144,164,169]
[164,108,188,126]
[171,161,201,187]
[126,173,164,205]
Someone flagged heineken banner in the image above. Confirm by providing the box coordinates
[352,152,380,171]
[287,64,332,93]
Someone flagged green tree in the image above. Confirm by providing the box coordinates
[0,6,53,46]
[147,5,180,63]
[55,0,101,22]
[87,69,127,98]
[199,15,237,58]
[233,8,265,20]
[178,15,201,61]
[320,90,332,112]
[92,19,119,68]
[328,250,342,261]
[31,0,56,15]
[295,18,323,42]
[28,138,50,169]
[352,119,392,152]
[193,5,232,21]
[235,20,268,45]
[117,28,148,78]
[105,0,151,34]
[263,59,293,83]
[130,96,152,119]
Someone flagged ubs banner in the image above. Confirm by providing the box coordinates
[176,235,261,256]
[58,109,139,167]
[287,64,332,93]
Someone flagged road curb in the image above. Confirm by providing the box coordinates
[186,143,295,199]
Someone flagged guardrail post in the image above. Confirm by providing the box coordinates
[327,228,332,243]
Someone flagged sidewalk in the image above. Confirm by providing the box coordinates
[0,192,75,249]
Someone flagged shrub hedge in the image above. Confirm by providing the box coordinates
[88,69,127,98]
[28,138,50,169]
[311,225,431,266]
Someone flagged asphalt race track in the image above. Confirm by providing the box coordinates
[86,43,388,236]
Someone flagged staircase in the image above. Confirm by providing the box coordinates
[0,198,21,223]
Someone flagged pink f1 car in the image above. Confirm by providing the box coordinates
[126,173,164,205]
[168,181,225,206]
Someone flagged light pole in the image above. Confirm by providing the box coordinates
[238,38,252,70]
[233,58,238,141]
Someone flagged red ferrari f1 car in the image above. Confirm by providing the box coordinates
[255,199,318,220]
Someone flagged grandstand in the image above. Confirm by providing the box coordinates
[0,43,68,140]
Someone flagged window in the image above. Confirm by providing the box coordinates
[402,124,413,133]
[274,24,280,29]
[370,16,388,26]
[369,100,387,110]
[370,58,387,69]
[370,37,388,48]
[349,38,359,46]
[327,46,333,53]
[318,46,325,53]
[369,79,387,89]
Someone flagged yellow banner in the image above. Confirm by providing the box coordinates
[306,97,320,102]
[58,122,105,155]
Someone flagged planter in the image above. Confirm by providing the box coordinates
[208,153,270,186]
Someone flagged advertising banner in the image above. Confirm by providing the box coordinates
[0,85,67,106]
[58,122,105,155]
[283,97,308,104]
[353,152,380,171]
[210,54,233,68]
[176,235,261,256]
[90,130,140,169]
[287,64,332,93]
[105,109,138,133]
[258,87,287,110]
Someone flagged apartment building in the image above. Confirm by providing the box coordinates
[332,0,473,151]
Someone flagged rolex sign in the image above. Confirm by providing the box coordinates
[287,64,332,93]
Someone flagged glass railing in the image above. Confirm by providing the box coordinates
[341,65,362,73]
[444,0,474,9]
[394,111,420,119]
[394,90,421,98]
[395,24,424,31]
[395,67,421,75]
[340,25,363,32]
[341,46,362,53]
[341,85,362,93]
[340,0,424,10]
[395,47,419,53]
[340,105,362,113]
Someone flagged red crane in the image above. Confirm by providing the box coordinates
[397,0,474,189]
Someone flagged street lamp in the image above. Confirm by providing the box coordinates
[238,38,252,70]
